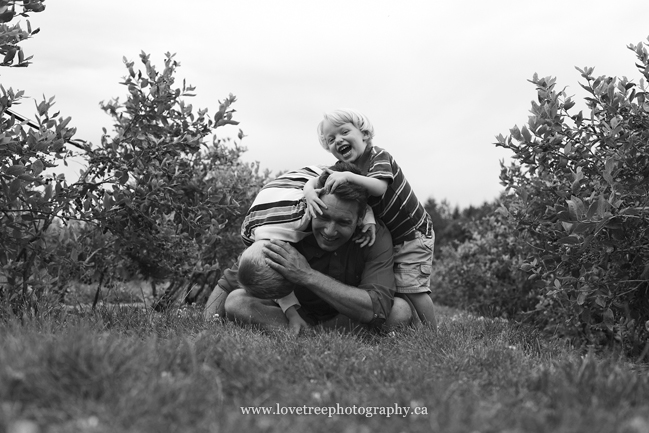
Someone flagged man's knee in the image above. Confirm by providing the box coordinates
[203,285,228,320]
[385,297,412,329]
[224,288,288,328]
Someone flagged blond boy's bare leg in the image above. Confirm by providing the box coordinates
[404,293,437,331]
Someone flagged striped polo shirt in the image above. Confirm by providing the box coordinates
[240,165,324,246]
[353,145,432,245]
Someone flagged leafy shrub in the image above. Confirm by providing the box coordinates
[0,86,91,308]
[0,3,103,309]
[0,0,44,67]
[1,13,267,311]
[433,37,649,355]
[82,52,266,308]
[425,198,495,256]
[431,195,538,319]
[492,37,649,353]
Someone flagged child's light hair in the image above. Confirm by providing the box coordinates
[238,240,295,299]
[317,108,375,150]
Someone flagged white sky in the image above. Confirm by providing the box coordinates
[2,0,648,208]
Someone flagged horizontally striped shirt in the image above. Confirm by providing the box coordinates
[240,165,324,246]
[353,145,432,245]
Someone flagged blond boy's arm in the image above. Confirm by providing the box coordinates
[304,177,318,198]
[304,177,327,218]
[325,171,388,197]
[285,305,310,336]
[276,292,300,312]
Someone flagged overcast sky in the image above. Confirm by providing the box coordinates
[2,0,648,208]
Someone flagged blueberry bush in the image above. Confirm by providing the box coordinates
[434,37,649,355]
[1,2,265,312]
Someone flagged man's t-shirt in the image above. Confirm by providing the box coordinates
[217,222,396,327]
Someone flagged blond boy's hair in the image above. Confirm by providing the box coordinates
[237,240,295,299]
[317,108,375,150]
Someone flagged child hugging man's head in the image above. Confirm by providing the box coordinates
[237,240,295,299]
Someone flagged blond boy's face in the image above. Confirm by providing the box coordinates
[321,120,368,164]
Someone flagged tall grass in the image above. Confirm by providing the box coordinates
[1,304,648,432]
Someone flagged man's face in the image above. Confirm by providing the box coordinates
[321,120,368,164]
[311,193,360,252]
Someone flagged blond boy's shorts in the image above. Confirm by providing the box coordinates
[393,230,435,294]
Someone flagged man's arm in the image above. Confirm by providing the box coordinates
[353,221,396,323]
[263,240,376,324]
[296,268,376,323]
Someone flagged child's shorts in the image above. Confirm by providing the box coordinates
[393,230,435,294]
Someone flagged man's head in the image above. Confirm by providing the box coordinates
[311,162,369,252]
[317,109,375,164]
[238,240,295,299]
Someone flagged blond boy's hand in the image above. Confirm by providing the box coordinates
[324,170,352,193]
[353,223,376,248]
[305,188,327,219]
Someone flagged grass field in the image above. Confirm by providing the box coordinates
[1,302,649,433]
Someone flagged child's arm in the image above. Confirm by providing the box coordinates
[353,205,376,247]
[325,170,388,197]
[304,177,327,218]
[284,305,310,336]
[276,292,300,312]
[276,293,308,335]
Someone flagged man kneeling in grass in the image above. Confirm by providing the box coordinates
[204,163,411,334]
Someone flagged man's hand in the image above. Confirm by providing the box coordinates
[264,240,313,286]
[353,223,376,248]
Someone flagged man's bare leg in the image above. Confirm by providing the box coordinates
[203,285,229,320]
[384,297,413,331]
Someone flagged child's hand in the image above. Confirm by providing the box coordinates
[288,314,310,336]
[305,188,327,219]
[285,305,310,336]
[324,170,352,193]
[353,223,376,247]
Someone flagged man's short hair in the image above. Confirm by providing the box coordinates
[238,240,295,299]
[316,162,369,219]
